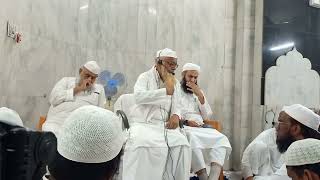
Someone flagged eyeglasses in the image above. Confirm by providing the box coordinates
[162,60,179,68]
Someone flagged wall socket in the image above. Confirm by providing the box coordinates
[7,21,16,38]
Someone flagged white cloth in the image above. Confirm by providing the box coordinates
[122,67,190,180]
[172,88,232,172]
[83,60,101,74]
[43,77,105,136]
[182,63,201,73]
[282,104,320,132]
[57,105,124,163]
[284,138,320,166]
[242,128,284,178]
[156,48,177,58]
[0,107,23,126]
[253,164,291,180]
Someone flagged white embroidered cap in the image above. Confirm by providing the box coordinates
[83,61,101,75]
[57,105,124,163]
[285,138,320,166]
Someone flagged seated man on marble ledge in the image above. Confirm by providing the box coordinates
[172,63,232,180]
[42,60,105,136]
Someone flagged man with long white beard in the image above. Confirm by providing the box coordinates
[172,63,232,180]
[122,48,191,180]
[43,61,105,136]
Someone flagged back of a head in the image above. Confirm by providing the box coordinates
[285,138,320,177]
[49,105,124,180]
[0,107,23,127]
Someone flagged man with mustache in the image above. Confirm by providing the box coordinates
[253,104,320,180]
[172,63,232,180]
[43,61,106,136]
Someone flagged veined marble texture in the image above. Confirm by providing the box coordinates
[0,0,259,170]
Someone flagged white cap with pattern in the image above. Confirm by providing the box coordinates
[285,138,320,166]
[282,104,320,132]
[83,61,101,75]
[57,105,124,163]
[156,48,177,59]
[0,107,23,127]
[182,63,201,73]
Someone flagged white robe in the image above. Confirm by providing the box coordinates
[172,88,232,172]
[253,164,291,180]
[43,77,105,136]
[241,128,284,179]
[122,67,191,180]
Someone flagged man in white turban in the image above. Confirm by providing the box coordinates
[284,138,320,180]
[241,128,283,180]
[253,104,320,180]
[171,63,232,180]
[122,48,191,180]
[46,105,124,180]
[43,61,106,136]
[0,107,23,127]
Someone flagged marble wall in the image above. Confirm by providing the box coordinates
[0,0,259,170]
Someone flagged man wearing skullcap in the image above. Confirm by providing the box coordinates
[0,107,24,127]
[122,48,191,180]
[43,61,106,136]
[46,105,124,180]
[284,138,320,180]
[171,63,232,180]
[253,104,320,180]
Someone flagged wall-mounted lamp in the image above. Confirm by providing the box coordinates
[270,42,294,51]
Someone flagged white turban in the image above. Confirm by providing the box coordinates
[285,138,320,166]
[182,63,201,73]
[156,48,177,58]
[282,104,320,132]
[0,107,23,127]
[57,105,124,163]
[83,61,101,75]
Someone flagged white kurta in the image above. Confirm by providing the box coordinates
[241,128,284,179]
[172,88,232,172]
[43,77,105,136]
[253,164,291,180]
[122,67,191,180]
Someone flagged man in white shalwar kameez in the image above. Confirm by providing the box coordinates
[253,104,320,180]
[241,128,284,180]
[122,48,191,180]
[172,63,232,180]
[43,61,106,136]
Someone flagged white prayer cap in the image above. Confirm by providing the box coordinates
[156,48,177,58]
[57,105,124,163]
[285,138,320,166]
[83,61,101,75]
[0,107,23,127]
[182,63,201,73]
[282,104,320,132]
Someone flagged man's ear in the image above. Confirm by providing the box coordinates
[290,123,302,137]
[303,169,314,180]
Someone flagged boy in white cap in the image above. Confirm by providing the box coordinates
[0,107,23,127]
[43,61,106,136]
[123,48,191,180]
[253,104,320,180]
[172,63,232,180]
[46,105,124,180]
[285,138,320,180]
